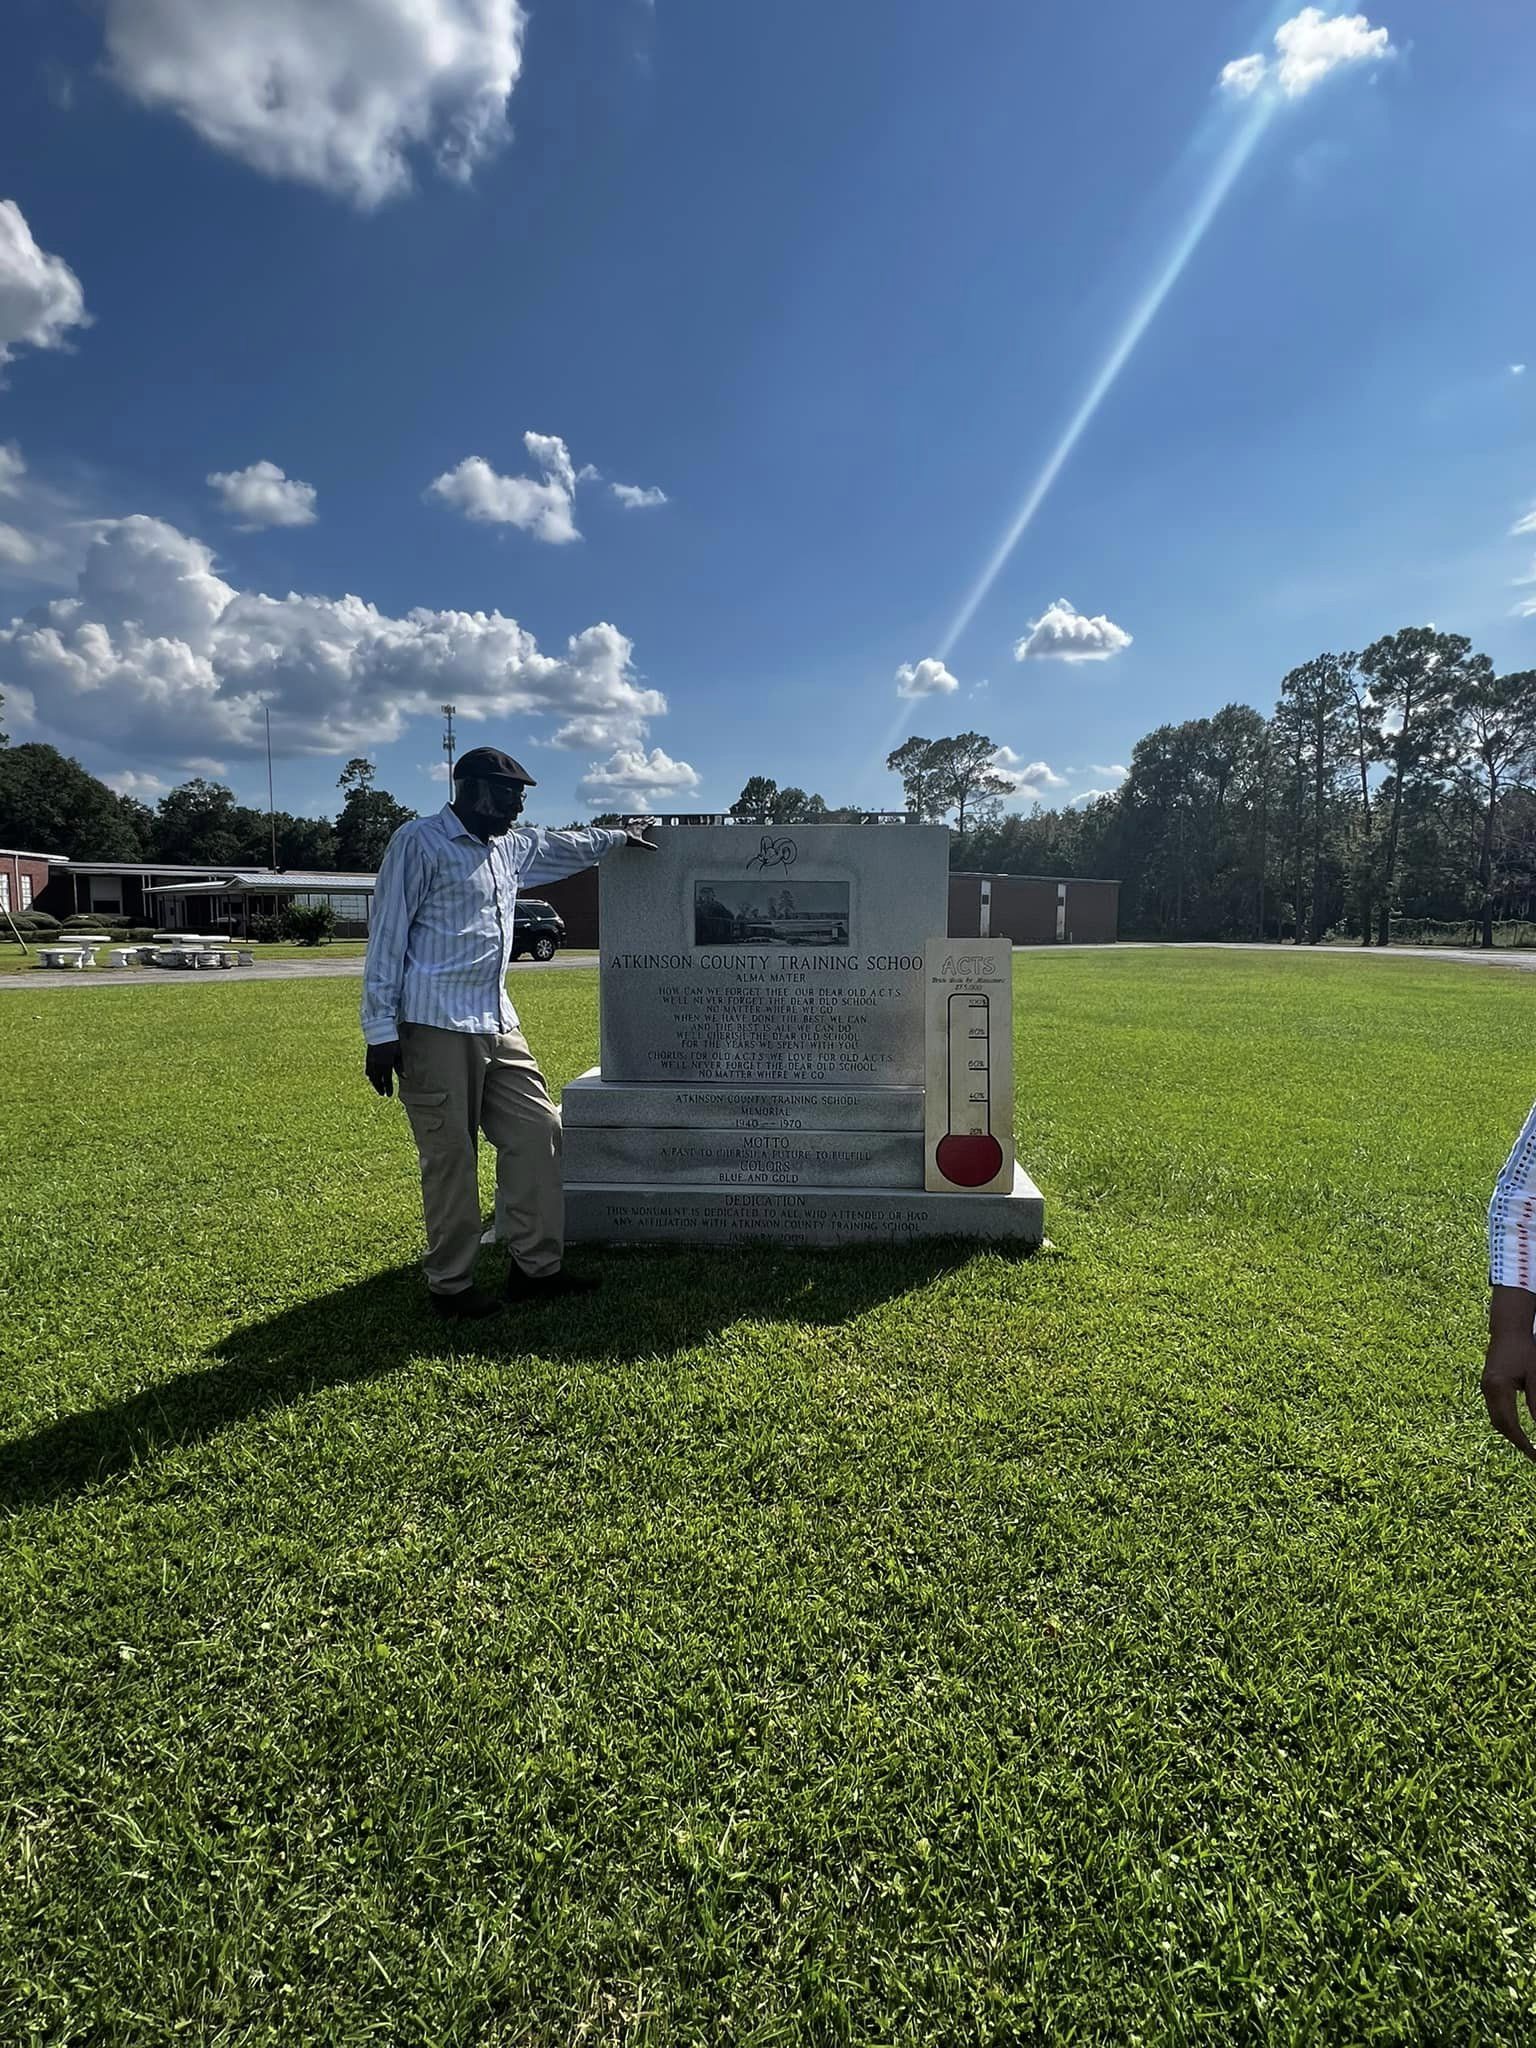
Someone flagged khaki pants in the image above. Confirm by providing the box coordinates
[398,1021,563,1294]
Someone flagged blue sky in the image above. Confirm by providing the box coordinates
[0,0,1532,828]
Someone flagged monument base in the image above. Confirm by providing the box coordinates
[560,1164,1043,1249]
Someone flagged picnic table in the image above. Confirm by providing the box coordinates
[33,933,251,970]
[36,935,112,968]
[149,938,244,969]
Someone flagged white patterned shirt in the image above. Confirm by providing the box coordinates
[1491,1101,1536,1292]
[362,805,626,1045]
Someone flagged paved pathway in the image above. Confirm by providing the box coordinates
[0,953,596,993]
[2,942,1532,995]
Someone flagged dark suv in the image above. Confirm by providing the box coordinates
[511,898,566,961]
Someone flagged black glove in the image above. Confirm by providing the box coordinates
[366,1040,403,1097]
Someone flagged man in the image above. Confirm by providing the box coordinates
[362,745,654,1319]
[1482,1102,1536,1458]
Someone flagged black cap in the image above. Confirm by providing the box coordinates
[453,745,537,787]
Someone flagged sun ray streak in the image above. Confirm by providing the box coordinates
[939,101,1274,673]
[875,95,1279,783]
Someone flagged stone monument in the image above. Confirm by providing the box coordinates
[559,824,1043,1248]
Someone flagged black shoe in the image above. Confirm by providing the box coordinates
[429,1286,504,1321]
[503,1267,600,1302]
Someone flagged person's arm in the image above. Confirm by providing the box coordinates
[361,828,428,1093]
[1482,1102,1536,1460]
[514,823,651,889]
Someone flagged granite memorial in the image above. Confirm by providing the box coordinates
[557,824,1044,1248]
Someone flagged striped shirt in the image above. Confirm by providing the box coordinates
[362,804,626,1044]
[1490,1100,1536,1291]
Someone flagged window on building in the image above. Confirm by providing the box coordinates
[296,890,370,924]
[0,875,9,913]
[20,875,32,909]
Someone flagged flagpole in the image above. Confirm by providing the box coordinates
[265,705,278,869]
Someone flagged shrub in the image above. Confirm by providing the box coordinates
[4,910,60,933]
[248,914,283,945]
[282,902,335,946]
[63,912,129,931]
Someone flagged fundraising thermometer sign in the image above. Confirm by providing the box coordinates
[923,938,1015,1194]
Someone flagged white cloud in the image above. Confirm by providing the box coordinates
[0,200,90,373]
[425,760,451,782]
[0,524,39,568]
[1069,789,1117,809]
[1275,8,1392,96]
[428,432,580,545]
[430,437,668,542]
[549,714,633,749]
[1219,9,1392,102]
[0,513,672,768]
[894,657,960,699]
[1512,365,1527,377]
[207,459,319,530]
[991,747,1067,787]
[1091,762,1129,781]
[578,745,700,810]
[0,442,89,590]
[610,481,668,510]
[1219,55,1268,99]
[102,0,526,209]
[104,768,169,797]
[1014,599,1133,664]
[1511,507,1536,538]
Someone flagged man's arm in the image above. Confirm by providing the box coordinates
[1482,1101,1536,1459]
[361,827,428,1094]
[515,823,651,889]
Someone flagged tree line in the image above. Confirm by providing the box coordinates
[0,741,417,872]
[719,744,1014,832]
[940,629,1536,947]
[4,623,1533,945]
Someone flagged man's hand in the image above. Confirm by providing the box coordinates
[624,817,659,850]
[1482,1287,1536,1462]
[365,1040,404,1098]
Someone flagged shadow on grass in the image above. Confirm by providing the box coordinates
[1,1238,1018,1510]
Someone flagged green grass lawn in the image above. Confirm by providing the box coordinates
[1,952,1533,2044]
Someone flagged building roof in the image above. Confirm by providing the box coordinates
[0,847,62,861]
[951,871,1122,885]
[62,860,251,877]
[58,859,377,885]
[148,870,378,896]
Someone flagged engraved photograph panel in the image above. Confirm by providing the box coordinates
[693,880,850,948]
